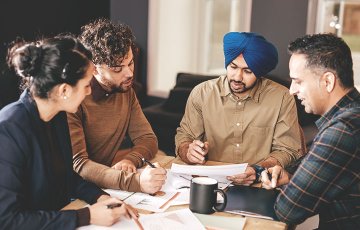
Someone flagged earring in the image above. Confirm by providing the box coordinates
[63,95,67,100]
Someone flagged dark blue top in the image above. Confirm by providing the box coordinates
[0,89,105,230]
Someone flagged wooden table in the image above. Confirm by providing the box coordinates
[63,153,287,230]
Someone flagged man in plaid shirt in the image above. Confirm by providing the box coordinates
[261,33,360,229]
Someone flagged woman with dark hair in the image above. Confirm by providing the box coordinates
[0,36,138,229]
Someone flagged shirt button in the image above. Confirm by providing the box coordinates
[238,102,242,105]
[236,123,240,126]
[236,144,240,147]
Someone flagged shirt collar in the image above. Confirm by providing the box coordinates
[316,88,360,129]
[220,75,264,103]
[90,77,113,101]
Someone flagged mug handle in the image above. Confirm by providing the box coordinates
[213,189,227,212]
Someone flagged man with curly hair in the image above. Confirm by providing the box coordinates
[67,18,166,194]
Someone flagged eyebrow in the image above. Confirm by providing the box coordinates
[230,61,250,69]
[111,58,134,68]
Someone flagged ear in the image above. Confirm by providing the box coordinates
[323,72,336,93]
[57,83,73,100]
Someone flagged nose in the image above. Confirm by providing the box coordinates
[289,81,298,95]
[233,69,244,82]
[124,65,134,78]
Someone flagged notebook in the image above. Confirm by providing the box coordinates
[224,185,279,220]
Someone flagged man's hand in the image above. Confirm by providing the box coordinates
[112,159,137,173]
[186,140,209,164]
[261,165,290,189]
[227,166,256,186]
[139,163,167,194]
[89,198,138,226]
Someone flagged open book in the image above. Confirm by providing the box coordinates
[224,185,279,220]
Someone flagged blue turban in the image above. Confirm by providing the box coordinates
[223,32,278,77]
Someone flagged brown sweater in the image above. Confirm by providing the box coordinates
[67,77,158,192]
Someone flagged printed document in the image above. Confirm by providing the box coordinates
[77,208,205,230]
[170,163,247,184]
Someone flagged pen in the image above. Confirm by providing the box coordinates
[141,158,156,168]
[107,203,122,209]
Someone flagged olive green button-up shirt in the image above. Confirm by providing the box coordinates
[175,75,302,167]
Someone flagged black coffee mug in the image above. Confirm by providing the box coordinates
[189,177,227,214]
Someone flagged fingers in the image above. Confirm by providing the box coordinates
[261,166,282,189]
[187,140,208,164]
[260,169,271,184]
[269,166,281,188]
[227,173,256,185]
[140,166,167,194]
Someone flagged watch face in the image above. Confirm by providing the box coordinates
[252,165,265,183]
[253,165,265,173]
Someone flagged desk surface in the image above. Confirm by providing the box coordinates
[63,153,287,230]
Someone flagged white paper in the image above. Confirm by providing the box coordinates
[170,163,247,185]
[77,208,206,230]
[104,188,178,212]
[138,208,205,230]
[161,171,227,206]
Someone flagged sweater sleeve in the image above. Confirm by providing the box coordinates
[67,107,142,192]
[123,90,158,167]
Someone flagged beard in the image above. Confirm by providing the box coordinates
[100,76,133,93]
[229,79,257,94]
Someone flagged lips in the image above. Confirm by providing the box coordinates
[123,79,133,87]
[231,81,245,90]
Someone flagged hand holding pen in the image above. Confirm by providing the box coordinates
[260,165,291,189]
[88,197,138,226]
[186,140,209,164]
[139,158,167,194]
[142,158,156,168]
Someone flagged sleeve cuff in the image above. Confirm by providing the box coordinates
[127,173,142,192]
[76,207,90,227]
[124,152,144,168]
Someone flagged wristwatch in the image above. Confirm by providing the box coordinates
[251,164,266,183]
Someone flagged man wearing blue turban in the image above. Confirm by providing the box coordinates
[175,32,303,185]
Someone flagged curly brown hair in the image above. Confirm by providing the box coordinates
[79,18,136,67]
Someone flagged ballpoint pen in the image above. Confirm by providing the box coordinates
[141,158,156,168]
[107,203,122,209]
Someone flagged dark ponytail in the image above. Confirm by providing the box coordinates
[8,35,92,99]
[11,45,43,78]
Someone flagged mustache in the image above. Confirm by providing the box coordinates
[230,80,245,85]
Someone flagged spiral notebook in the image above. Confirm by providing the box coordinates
[224,185,279,220]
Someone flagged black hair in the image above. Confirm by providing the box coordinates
[288,33,354,88]
[79,18,136,67]
[7,35,92,99]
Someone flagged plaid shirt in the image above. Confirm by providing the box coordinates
[274,88,360,229]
